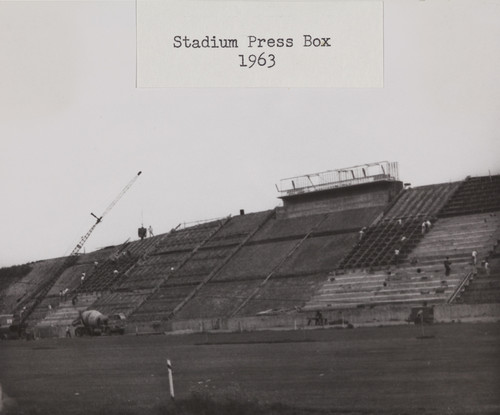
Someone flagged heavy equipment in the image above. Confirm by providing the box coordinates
[72,310,126,336]
[0,314,17,339]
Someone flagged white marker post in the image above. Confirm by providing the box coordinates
[167,359,175,400]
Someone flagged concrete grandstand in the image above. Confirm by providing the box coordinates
[1,161,499,337]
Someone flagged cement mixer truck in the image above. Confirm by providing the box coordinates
[72,310,126,336]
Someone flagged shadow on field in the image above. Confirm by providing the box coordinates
[158,386,358,415]
[194,338,316,346]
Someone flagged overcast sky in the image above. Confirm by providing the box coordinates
[1,0,499,267]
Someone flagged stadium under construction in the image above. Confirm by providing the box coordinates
[1,161,499,338]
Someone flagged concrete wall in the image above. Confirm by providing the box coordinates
[281,181,402,218]
[32,301,500,338]
[27,301,498,338]
[156,302,500,334]
[434,303,500,322]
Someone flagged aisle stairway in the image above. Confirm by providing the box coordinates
[455,253,500,304]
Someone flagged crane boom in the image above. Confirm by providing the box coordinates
[96,171,142,223]
[72,171,142,257]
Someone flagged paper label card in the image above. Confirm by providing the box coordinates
[137,0,383,88]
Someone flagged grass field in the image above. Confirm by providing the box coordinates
[0,322,499,415]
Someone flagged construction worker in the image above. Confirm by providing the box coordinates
[358,227,366,243]
[471,249,478,265]
[394,248,400,266]
[425,219,432,231]
[444,257,452,276]
[484,259,490,276]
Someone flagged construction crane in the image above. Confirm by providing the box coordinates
[69,171,142,257]
[13,171,142,335]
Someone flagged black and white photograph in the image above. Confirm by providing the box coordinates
[1,1,499,414]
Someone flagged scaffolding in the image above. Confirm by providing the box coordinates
[277,161,399,198]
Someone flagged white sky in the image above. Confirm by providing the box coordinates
[1,0,499,267]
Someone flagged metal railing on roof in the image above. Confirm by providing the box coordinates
[277,161,399,198]
[178,215,230,230]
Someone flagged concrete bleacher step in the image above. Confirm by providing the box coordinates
[36,306,83,327]
[90,291,152,316]
[316,282,457,297]
[419,238,499,250]
[414,246,497,256]
[327,273,387,282]
[319,292,451,305]
[311,290,455,305]
[316,238,476,302]
[306,263,464,311]
[434,216,500,227]
[303,295,448,311]
[318,279,460,296]
[415,248,491,259]
[407,258,470,268]
[438,177,500,217]
[422,230,497,242]
[34,293,100,328]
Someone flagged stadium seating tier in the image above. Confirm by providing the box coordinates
[3,174,500,332]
